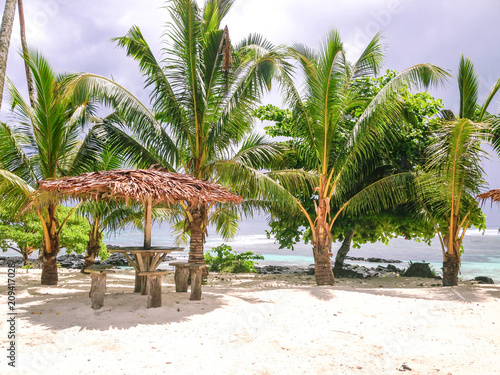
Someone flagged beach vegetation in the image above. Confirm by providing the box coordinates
[0,205,92,267]
[0,50,103,285]
[67,0,293,268]
[261,31,447,285]
[257,71,443,273]
[416,57,498,286]
[205,244,264,273]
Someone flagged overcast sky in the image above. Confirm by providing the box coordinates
[2,0,500,225]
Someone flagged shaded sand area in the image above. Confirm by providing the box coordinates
[1,268,499,375]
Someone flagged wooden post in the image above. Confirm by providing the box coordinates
[134,271,142,293]
[90,273,106,309]
[190,268,202,301]
[141,275,148,295]
[144,196,152,250]
[174,266,190,292]
[147,275,162,308]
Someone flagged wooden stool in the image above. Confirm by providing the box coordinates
[137,270,169,308]
[86,265,115,309]
[170,262,205,301]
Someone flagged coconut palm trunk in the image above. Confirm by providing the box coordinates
[17,0,35,106]
[442,219,462,286]
[40,205,61,285]
[81,220,101,272]
[0,0,16,110]
[188,204,207,264]
[312,196,335,285]
[442,253,460,286]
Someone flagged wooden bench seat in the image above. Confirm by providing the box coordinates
[86,266,118,309]
[169,262,205,301]
[138,270,169,308]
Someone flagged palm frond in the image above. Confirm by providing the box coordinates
[458,55,479,120]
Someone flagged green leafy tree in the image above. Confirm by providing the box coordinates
[267,31,447,285]
[418,56,499,286]
[0,205,91,266]
[257,71,443,273]
[0,50,101,285]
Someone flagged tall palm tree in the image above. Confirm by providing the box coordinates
[0,0,17,110]
[419,56,500,286]
[0,50,100,285]
[67,0,293,266]
[273,31,448,285]
[17,0,35,106]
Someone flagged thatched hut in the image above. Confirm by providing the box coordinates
[37,168,242,248]
[477,189,500,206]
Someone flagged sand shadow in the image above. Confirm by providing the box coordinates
[8,270,265,332]
[336,284,500,303]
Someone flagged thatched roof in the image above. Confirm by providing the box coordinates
[37,169,242,205]
[477,189,500,205]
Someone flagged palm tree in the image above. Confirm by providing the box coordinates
[0,50,100,285]
[17,0,35,106]
[273,31,448,285]
[76,146,123,272]
[76,145,172,273]
[419,56,500,286]
[67,0,292,266]
[0,0,16,110]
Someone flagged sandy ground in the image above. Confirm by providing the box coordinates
[0,268,499,375]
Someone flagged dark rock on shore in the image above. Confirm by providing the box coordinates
[345,256,402,264]
[256,263,404,279]
[402,262,437,278]
[58,254,85,269]
[255,265,310,275]
[102,253,129,267]
[475,276,494,284]
[335,264,403,279]
[366,257,402,264]
[0,256,26,268]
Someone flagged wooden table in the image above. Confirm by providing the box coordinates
[108,246,183,308]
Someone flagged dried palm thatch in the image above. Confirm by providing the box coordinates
[36,169,242,249]
[477,189,500,206]
[37,168,242,205]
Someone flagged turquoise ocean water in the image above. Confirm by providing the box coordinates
[104,215,500,283]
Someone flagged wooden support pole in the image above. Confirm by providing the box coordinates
[146,275,162,308]
[134,271,142,293]
[174,266,190,292]
[144,196,152,250]
[141,274,148,295]
[90,273,106,309]
[190,268,202,301]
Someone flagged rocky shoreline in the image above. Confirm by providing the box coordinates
[0,254,494,283]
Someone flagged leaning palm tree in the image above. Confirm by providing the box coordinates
[0,50,100,285]
[418,56,500,286]
[67,0,293,266]
[0,0,16,109]
[272,31,448,285]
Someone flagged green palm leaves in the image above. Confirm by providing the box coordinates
[0,50,105,284]
[0,51,96,205]
[417,56,499,286]
[274,30,447,284]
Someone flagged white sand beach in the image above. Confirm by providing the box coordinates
[1,268,499,375]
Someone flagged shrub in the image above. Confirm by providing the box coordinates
[205,244,264,273]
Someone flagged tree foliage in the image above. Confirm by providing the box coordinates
[204,243,264,273]
[0,205,92,264]
[256,70,444,251]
